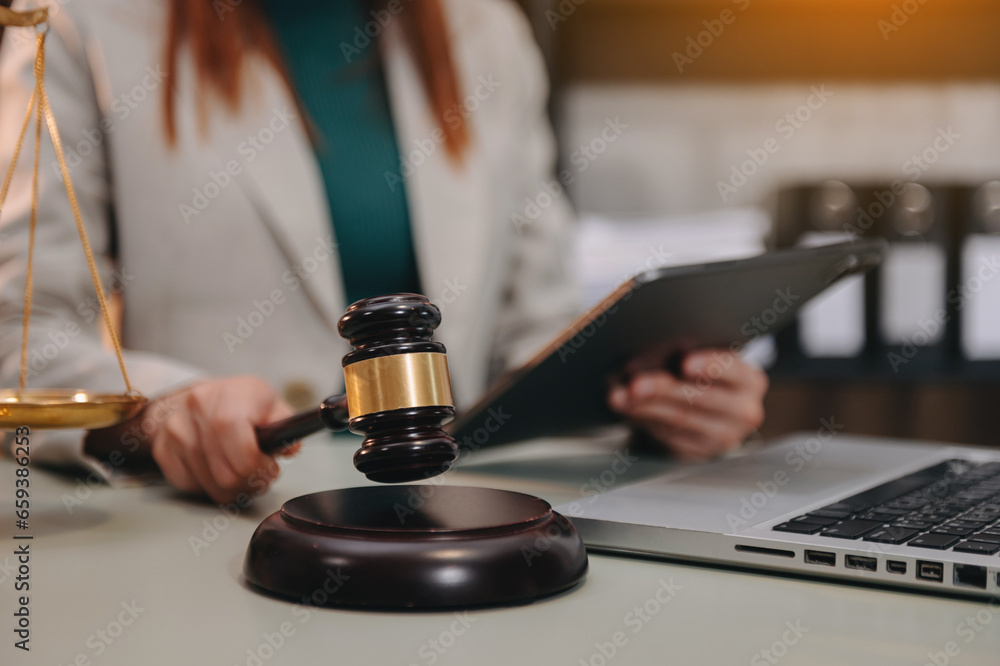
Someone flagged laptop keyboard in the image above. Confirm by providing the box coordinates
[772,459,1000,555]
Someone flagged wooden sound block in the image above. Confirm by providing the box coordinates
[243,486,589,609]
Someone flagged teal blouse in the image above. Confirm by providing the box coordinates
[262,0,421,306]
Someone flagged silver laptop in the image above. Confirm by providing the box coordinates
[558,431,1000,598]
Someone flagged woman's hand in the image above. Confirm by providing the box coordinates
[608,350,768,461]
[144,376,297,503]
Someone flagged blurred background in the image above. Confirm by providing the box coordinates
[3,0,998,446]
[515,0,1000,446]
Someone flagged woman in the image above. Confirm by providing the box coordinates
[0,0,767,503]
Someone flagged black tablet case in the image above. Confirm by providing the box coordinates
[448,240,885,448]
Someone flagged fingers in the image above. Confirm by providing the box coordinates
[175,421,238,505]
[614,354,766,424]
[201,384,269,480]
[642,423,729,461]
[683,350,769,396]
[150,415,200,494]
[185,385,245,491]
[148,376,296,503]
[609,350,769,460]
[194,378,284,498]
[624,401,747,458]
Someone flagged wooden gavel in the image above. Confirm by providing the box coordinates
[254,294,460,483]
[244,295,590,610]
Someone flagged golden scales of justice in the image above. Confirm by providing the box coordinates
[0,6,146,430]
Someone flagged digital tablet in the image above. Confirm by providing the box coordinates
[447,239,885,448]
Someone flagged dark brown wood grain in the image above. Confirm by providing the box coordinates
[243,485,589,609]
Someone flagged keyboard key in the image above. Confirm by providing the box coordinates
[810,508,854,519]
[792,514,839,527]
[932,526,975,537]
[909,533,960,550]
[914,514,952,524]
[952,541,1000,555]
[773,522,821,535]
[867,507,912,516]
[967,533,1000,545]
[948,520,989,529]
[888,498,929,508]
[859,512,909,523]
[863,528,920,545]
[820,519,882,539]
[827,463,962,514]
[890,520,935,530]
[961,513,999,524]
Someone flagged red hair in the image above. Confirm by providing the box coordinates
[161,0,469,160]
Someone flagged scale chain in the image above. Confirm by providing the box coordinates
[0,8,139,398]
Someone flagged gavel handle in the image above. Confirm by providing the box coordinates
[255,394,351,455]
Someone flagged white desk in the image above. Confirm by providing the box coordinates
[2,434,999,666]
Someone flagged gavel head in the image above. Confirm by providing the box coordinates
[337,294,460,483]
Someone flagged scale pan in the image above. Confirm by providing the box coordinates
[0,389,146,429]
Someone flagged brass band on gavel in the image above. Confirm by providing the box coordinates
[343,352,454,420]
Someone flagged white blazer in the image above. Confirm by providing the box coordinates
[0,0,578,471]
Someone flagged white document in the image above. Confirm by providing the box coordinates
[961,235,1000,360]
[797,232,865,357]
[879,242,946,346]
[799,275,866,357]
[573,208,770,309]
